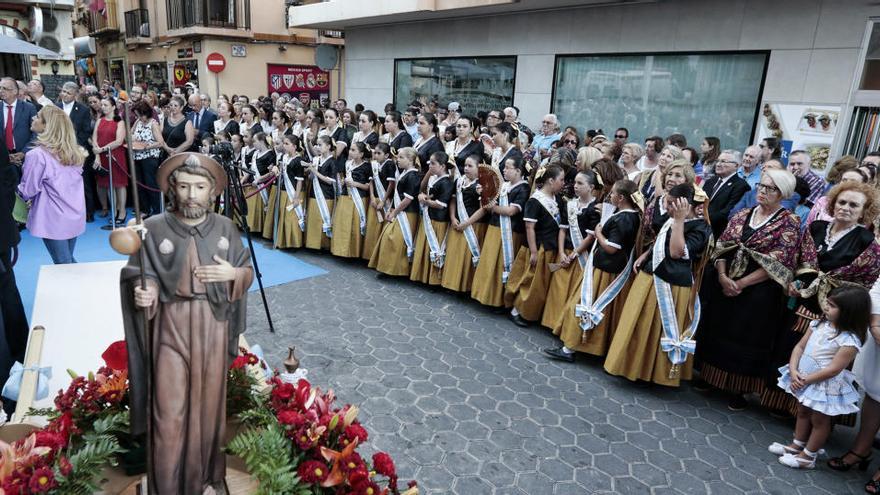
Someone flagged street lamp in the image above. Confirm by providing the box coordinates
[51,61,59,75]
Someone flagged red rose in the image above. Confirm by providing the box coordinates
[343,424,368,445]
[372,452,396,478]
[101,340,129,371]
[271,382,294,402]
[297,460,329,484]
[28,467,57,493]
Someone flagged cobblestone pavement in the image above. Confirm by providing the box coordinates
[244,248,868,494]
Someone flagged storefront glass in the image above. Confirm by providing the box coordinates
[394,57,516,112]
[131,63,169,92]
[552,52,768,151]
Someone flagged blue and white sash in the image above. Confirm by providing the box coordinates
[652,218,701,372]
[281,155,305,231]
[346,160,368,235]
[394,169,416,260]
[567,199,590,269]
[371,160,391,221]
[456,176,481,266]
[250,150,269,206]
[574,212,637,332]
[312,156,334,238]
[422,175,449,268]
[499,181,522,283]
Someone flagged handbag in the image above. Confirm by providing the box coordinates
[12,193,28,223]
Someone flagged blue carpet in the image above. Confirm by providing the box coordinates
[14,210,327,320]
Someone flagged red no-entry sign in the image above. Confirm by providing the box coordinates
[206,53,226,73]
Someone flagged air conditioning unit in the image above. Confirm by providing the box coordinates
[31,6,75,61]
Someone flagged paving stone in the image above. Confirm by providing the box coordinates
[241,250,864,494]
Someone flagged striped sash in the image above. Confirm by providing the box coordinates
[346,161,367,235]
[312,157,334,238]
[575,245,634,332]
[372,160,390,221]
[394,169,415,260]
[456,177,481,266]
[281,157,305,231]
[499,182,516,283]
[567,199,589,269]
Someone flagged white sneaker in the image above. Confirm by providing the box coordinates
[778,452,816,469]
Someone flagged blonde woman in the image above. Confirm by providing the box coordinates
[18,105,87,264]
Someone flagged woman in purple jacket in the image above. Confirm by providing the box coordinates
[17,105,86,264]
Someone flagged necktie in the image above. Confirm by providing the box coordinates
[194,112,200,130]
[5,105,13,152]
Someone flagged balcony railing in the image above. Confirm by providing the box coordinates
[87,0,119,35]
[124,9,151,39]
[166,0,251,31]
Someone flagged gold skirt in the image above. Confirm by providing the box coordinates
[503,246,555,322]
[361,202,385,260]
[559,267,630,357]
[261,185,279,240]
[441,223,489,292]
[410,219,449,286]
[273,192,304,249]
[305,198,334,250]
[541,250,583,333]
[369,212,419,276]
[330,195,367,258]
[242,185,266,233]
[471,225,523,307]
[604,271,695,387]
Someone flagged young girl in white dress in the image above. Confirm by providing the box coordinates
[770,285,871,469]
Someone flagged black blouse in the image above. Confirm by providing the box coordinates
[396,169,421,214]
[451,140,485,174]
[523,195,566,251]
[415,136,444,175]
[281,156,304,191]
[454,179,486,223]
[330,126,351,176]
[218,119,239,136]
[308,156,337,199]
[562,199,601,250]
[376,159,397,193]
[341,161,372,198]
[489,182,529,234]
[389,131,413,153]
[426,176,454,221]
[253,149,276,176]
[356,131,379,148]
[811,220,875,272]
[641,219,712,287]
[495,146,523,171]
[162,117,188,150]
[595,210,641,274]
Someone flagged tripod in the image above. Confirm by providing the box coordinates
[214,154,276,334]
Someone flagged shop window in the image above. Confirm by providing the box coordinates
[394,57,516,112]
[552,52,768,151]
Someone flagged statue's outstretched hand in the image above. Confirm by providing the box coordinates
[194,255,237,283]
[134,284,158,308]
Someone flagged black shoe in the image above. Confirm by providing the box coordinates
[86,213,94,223]
[727,395,748,412]
[509,313,530,328]
[692,379,712,393]
[543,347,574,362]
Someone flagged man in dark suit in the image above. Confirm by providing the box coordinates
[704,149,751,239]
[0,77,37,166]
[57,81,98,222]
[187,93,217,151]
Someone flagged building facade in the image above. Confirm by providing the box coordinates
[290,0,880,170]
[76,0,344,105]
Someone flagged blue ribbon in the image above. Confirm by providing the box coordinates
[2,362,52,401]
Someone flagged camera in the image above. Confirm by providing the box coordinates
[209,141,234,161]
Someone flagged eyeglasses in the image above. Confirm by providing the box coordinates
[563,140,577,145]
[614,134,626,139]
[756,183,780,193]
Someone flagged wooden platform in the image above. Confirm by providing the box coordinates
[109,460,258,494]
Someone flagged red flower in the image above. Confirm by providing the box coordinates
[372,452,396,478]
[101,340,129,371]
[246,353,259,365]
[348,466,369,487]
[297,460,329,484]
[343,423,368,446]
[59,456,73,476]
[230,356,248,370]
[352,480,381,495]
[341,452,365,474]
[33,430,66,451]
[277,409,305,427]
[28,467,57,493]
[271,382,294,402]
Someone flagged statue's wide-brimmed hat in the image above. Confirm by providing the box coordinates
[156,152,227,195]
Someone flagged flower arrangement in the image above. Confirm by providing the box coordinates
[0,342,417,495]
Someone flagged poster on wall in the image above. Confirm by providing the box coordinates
[266,64,330,109]
[756,102,842,173]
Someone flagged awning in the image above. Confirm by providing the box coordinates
[0,36,59,57]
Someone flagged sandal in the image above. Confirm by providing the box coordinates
[829,450,872,472]
[867,469,880,494]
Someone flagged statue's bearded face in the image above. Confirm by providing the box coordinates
[173,171,213,219]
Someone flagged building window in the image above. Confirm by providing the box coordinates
[394,57,516,112]
[552,52,768,151]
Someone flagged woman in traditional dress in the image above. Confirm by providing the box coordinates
[384,111,413,153]
[369,147,421,276]
[414,113,444,176]
[471,156,530,308]
[268,134,306,249]
[544,179,643,361]
[301,109,323,162]
[491,122,523,172]
[304,135,338,250]
[410,151,455,286]
[505,164,566,327]
[352,110,380,149]
[323,108,351,191]
[331,142,372,258]
[446,116,484,175]
[761,181,880,417]
[363,143,396,260]
[239,104,263,135]
[604,184,713,387]
[270,110,292,146]
[241,132,274,236]
[638,145,682,201]
[441,154,489,292]
[694,169,801,410]
[213,101,239,138]
[540,169,601,332]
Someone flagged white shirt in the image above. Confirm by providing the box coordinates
[37,95,53,107]
[63,100,75,116]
